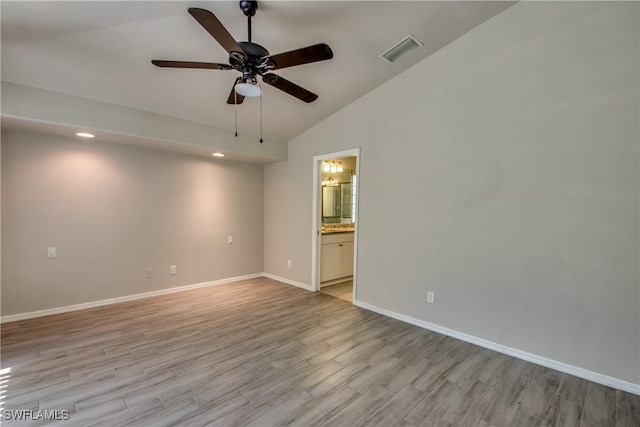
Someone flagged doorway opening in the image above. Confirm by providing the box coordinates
[311,148,360,304]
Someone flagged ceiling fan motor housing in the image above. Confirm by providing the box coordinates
[239,1,258,17]
[237,42,269,59]
[231,42,272,82]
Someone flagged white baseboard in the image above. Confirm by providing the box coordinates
[262,273,314,291]
[354,299,640,396]
[0,273,263,324]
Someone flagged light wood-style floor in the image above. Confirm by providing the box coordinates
[320,280,353,303]
[1,277,638,426]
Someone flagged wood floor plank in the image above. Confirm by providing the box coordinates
[274,360,345,401]
[322,385,394,427]
[411,354,458,392]
[1,277,636,427]
[269,340,330,370]
[180,393,250,427]
[205,391,283,427]
[546,398,583,427]
[41,370,175,411]
[244,390,314,427]
[66,398,127,426]
[478,378,526,426]
[306,339,361,366]
[581,382,616,427]
[287,385,361,427]
[306,361,370,398]
[441,380,494,426]
[332,338,385,366]
[361,385,424,426]
[121,397,202,427]
[347,356,403,393]
[191,364,279,407]
[616,389,640,427]
[383,363,430,395]
[512,367,561,422]
[85,399,165,427]
[238,360,320,401]
[404,380,467,427]
[446,350,489,387]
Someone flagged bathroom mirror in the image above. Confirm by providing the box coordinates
[321,165,356,224]
[322,186,341,220]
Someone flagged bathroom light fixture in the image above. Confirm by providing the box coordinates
[75,132,95,138]
[322,177,339,186]
[234,82,262,97]
[322,160,344,173]
[212,152,225,157]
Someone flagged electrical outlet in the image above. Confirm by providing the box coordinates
[170,266,176,275]
[47,247,56,259]
[427,292,435,304]
[228,235,233,244]
[287,259,292,268]
[146,269,153,279]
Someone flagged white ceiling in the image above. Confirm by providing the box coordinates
[1,1,514,145]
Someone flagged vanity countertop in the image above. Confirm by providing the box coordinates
[321,229,355,235]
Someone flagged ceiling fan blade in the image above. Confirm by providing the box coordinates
[262,74,318,103]
[188,8,245,56]
[151,60,232,70]
[264,43,333,70]
[227,78,245,105]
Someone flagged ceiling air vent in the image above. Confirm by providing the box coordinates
[380,35,423,64]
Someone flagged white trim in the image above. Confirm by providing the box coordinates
[311,156,321,292]
[354,299,640,396]
[263,273,314,292]
[0,273,263,324]
[352,152,361,304]
[311,148,361,302]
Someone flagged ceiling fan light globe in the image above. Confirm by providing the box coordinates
[235,83,262,97]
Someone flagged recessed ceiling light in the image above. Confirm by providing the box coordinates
[75,132,95,138]
[212,152,225,157]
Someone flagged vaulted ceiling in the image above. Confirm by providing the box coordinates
[1,1,514,162]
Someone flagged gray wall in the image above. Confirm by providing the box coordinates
[2,130,264,315]
[264,2,640,384]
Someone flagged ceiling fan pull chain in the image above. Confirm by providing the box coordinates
[259,86,263,143]
[234,90,238,137]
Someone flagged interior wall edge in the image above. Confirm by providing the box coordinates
[263,272,313,291]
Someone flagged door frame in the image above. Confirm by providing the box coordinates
[311,148,361,302]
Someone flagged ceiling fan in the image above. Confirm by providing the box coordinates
[151,1,333,104]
